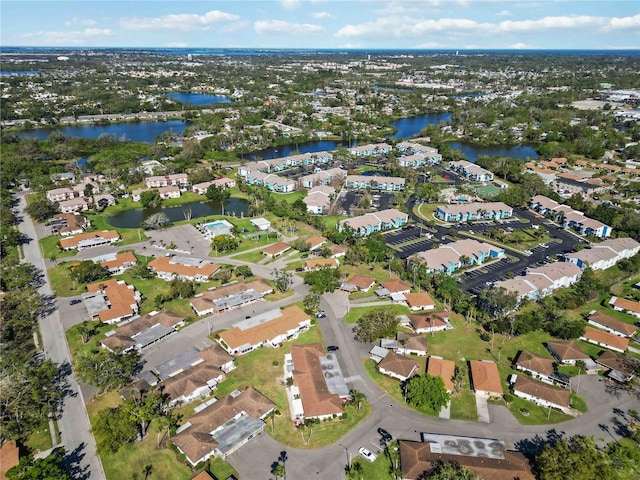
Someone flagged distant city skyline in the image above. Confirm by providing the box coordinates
[2,1,639,50]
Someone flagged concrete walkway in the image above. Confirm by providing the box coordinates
[475,392,491,423]
[439,401,451,419]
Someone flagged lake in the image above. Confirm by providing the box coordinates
[20,119,192,142]
[389,112,451,139]
[108,198,250,229]
[167,92,232,105]
[445,141,538,162]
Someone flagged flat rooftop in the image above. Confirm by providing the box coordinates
[420,433,506,460]
[319,352,350,397]
[154,349,201,380]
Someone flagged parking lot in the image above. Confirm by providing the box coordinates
[337,190,395,215]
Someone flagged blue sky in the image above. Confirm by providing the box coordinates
[2,1,639,50]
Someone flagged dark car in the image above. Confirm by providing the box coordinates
[377,427,393,443]
[69,299,81,305]
[327,345,339,352]
[316,311,326,318]
[301,254,308,259]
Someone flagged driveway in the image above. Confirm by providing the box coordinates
[475,392,491,423]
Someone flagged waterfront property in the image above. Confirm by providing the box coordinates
[59,230,120,250]
[217,305,311,356]
[284,343,348,421]
[201,219,235,240]
[450,160,495,182]
[345,174,405,192]
[100,310,185,352]
[84,279,141,324]
[338,208,408,236]
[241,169,296,193]
[416,238,504,274]
[148,256,221,282]
[171,387,275,465]
[192,177,236,195]
[189,279,273,316]
[396,141,442,164]
[529,195,612,238]
[348,142,392,157]
[563,237,640,270]
[435,202,513,222]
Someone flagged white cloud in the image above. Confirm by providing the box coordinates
[119,10,241,32]
[280,0,301,10]
[65,17,96,27]
[336,17,488,39]
[310,11,334,19]
[374,1,442,16]
[22,28,113,46]
[508,42,537,49]
[496,10,511,17]
[255,20,324,35]
[607,14,640,30]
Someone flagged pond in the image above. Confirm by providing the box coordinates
[107,198,250,229]
[445,141,538,162]
[20,119,193,142]
[166,92,232,105]
[389,112,451,139]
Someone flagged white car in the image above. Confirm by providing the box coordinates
[358,447,377,463]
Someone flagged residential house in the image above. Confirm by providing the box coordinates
[399,438,535,480]
[450,160,495,182]
[59,230,120,251]
[545,341,599,373]
[342,275,376,292]
[513,350,569,388]
[580,326,629,353]
[251,218,271,230]
[145,175,169,188]
[149,256,221,282]
[89,251,137,275]
[306,235,328,251]
[404,292,436,311]
[377,279,411,298]
[596,350,640,383]
[529,195,612,238]
[85,279,141,324]
[339,208,408,236]
[493,261,582,301]
[158,186,181,199]
[48,213,88,236]
[241,170,296,193]
[587,310,638,338]
[304,258,339,271]
[190,279,273,316]
[303,185,335,214]
[92,194,116,209]
[609,296,640,318]
[417,239,504,274]
[469,360,503,397]
[435,202,513,222]
[426,356,455,392]
[345,175,405,192]
[59,197,89,213]
[171,387,275,465]
[405,311,451,334]
[285,344,348,421]
[46,187,76,203]
[511,376,572,415]
[396,142,441,164]
[377,352,418,381]
[100,310,185,352]
[218,305,311,356]
[396,332,428,357]
[262,242,291,258]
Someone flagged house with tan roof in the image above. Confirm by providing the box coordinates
[262,241,291,258]
[396,331,428,357]
[580,326,629,353]
[46,186,76,202]
[377,352,418,381]
[171,387,275,465]
[399,438,535,480]
[59,197,89,213]
[426,356,455,392]
[513,350,569,388]
[494,261,582,301]
[303,185,335,214]
[404,292,436,311]
[545,341,600,373]
[405,311,451,334]
[149,256,221,282]
[450,160,494,182]
[85,279,141,324]
[189,279,273,316]
[587,310,638,338]
[596,350,640,383]
[511,376,572,415]
[469,360,503,397]
[300,168,347,188]
[345,174,405,192]
[59,230,120,251]
[342,275,376,292]
[92,251,137,275]
[285,344,347,421]
[218,305,311,356]
[379,279,411,296]
[529,195,612,238]
[101,310,185,353]
[306,235,328,251]
[48,212,89,236]
[417,238,504,274]
[609,296,640,318]
[304,258,339,271]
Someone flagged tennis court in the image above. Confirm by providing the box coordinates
[472,184,501,198]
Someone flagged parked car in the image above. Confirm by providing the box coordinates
[327,345,339,352]
[69,299,81,305]
[316,311,326,318]
[295,267,305,272]
[377,427,393,443]
[301,254,308,259]
[358,447,377,463]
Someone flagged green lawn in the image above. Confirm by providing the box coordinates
[320,215,349,230]
[414,203,445,225]
[231,249,268,263]
[272,190,306,204]
[48,261,86,296]
[39,235,77,260]
[344,305,411,324]
[347,444,397,480]
[24,419,53,453]
[211,232,275,258]
[86,213,148,245]
[450,390,478,421]
[66,320,115,356]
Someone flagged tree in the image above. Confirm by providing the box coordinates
[139,189,161,208]
[71,260,108,284]
[476,286,519,324]
[265,409,281,433]
[93,405,138,454]
[235,265,253,279]
[533,435,614,480]
[403,374,451,412]
[417,461,482,480]
[169,278,195,299]
[211,234,239,253]
[25,198,57,222]
[353,308,399,342]
[6,448,70,480]
[141,212,170,230]
[129,262,153,279]
[206,185,231,214]
[74,348,141,392]
[272,269,293,293]
[347,389,367,411]
[291,238,311,252]
[303,266,340,294]
[124,390,167,441]
[302,293,320,314]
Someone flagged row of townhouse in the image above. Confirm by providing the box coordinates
[303,185,335,214]
[344,174,405,192]
[449,160,495,182]
[59,230,120,250]
[148,256,221,282]
[101,310,185,353]
[237,151,334,175]
[338,208,408,236]
[191,177,236,195]
[416,238,505,274]
[189,279,274,316]
[84,278,141,324]
[435,201,513,222]
[238,169,296,192]
[348,142,392,157]
[564,237,640,270]
[47,212,90,236]
[529,195,612,238]
[493,261,583,302]
[299,168,347,188]
[132,185,181,201]
[396,141,442,164]
[144,173,189,189]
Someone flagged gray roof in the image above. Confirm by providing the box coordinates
[214,290,264,311]
[155,349,201,380]
[83,291,109,318]
[319,352,350,397]
[214,415,266,456]
[133,323,175,349]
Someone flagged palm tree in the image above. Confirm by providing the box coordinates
[265,409,281,433]
[352,462,364,480]
[348,389,367,411]
[143,464,153,480]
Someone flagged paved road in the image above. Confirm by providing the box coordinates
[15,191,105,480]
